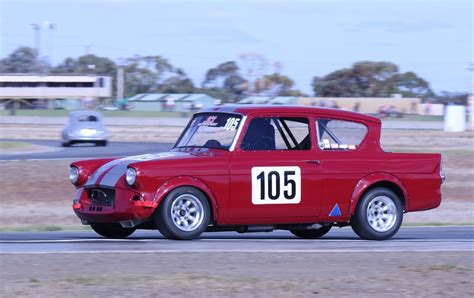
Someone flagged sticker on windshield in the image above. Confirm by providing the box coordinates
[198,116,218,127]
[251,166,301,205]
[223,117,240,131]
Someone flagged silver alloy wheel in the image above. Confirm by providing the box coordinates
[366,196,397,232]
[170,194,204,232]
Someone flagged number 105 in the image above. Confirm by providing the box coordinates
[251,166,301,205]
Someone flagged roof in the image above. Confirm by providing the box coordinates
[128,93,215,102]
[200,104,381,123]
[69,110,103,117]
[238,96,299,105]
[0,74,109,82]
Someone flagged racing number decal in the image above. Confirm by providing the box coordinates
[251,166,301,205]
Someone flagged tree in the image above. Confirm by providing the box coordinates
[434,91,469,105]
[202,61,247,102]
[312,61,433,99]
[53,54,117,75]
[254,73,295,96]
[0,46,49,73]
[123,55,196,97]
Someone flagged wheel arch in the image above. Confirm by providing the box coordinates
[153,176,218,222]
[350,172,408,215]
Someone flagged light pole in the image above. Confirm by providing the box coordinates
[45,22,56,68]
[31,23,41,73]
[467,63,474,130]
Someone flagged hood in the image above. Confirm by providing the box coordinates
[84,150,223,187]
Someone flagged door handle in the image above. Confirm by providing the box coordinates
[305,160,321,165]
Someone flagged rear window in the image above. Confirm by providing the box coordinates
[317,119,367,150]
[77,115,99,122]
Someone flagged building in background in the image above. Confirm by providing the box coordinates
[238,96,425,115]
[0,74,112,110]
[128,93,218,112]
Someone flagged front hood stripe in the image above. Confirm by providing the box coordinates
[85,152,186,188]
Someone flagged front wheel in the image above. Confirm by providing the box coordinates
[290,225,332,239]
[154,187,210,240]
[351,187,403,240]
[90,223,136,239]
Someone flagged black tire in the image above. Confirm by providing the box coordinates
[154,186,211,240]
[90,223,136,239]
[290,225,332,239]
[62,141,70,147]
[351,187,403,240]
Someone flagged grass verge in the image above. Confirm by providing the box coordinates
[0,141,32,150]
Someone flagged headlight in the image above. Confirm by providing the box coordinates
[126,167,137,186]
[69,166,79,184]
[440,156,446,183]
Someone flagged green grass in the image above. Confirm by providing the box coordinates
[0,141,32,150]
[0,109,184,118]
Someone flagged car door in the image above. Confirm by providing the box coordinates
[229,114,323,221]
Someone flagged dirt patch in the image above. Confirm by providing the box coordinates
[1,252,472,297]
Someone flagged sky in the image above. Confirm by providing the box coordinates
[0,0,472,94]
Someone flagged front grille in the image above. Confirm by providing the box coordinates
[87,188,115,206]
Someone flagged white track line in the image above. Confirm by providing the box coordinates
[1,238,472,244]
[1,249,473,255]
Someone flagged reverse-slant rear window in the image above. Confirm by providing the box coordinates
[317,119,367,150]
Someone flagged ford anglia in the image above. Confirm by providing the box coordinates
[70,105,444,240]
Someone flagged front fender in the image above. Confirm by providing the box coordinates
[349,172,409,215]
[153,176,218,221]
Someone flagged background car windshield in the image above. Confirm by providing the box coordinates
[76,115,99,122]
[176,113,242,150]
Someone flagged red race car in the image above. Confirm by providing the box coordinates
[70,105,444,240]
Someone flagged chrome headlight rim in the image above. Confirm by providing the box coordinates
[69,166,79,185]
[126,167,137,186]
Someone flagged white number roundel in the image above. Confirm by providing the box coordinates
[251,166,301,205]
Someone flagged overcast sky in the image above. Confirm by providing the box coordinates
[1,0,472,94]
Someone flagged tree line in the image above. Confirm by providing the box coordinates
[0,46,468,105]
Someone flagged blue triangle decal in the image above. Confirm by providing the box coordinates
[329,204,341,217]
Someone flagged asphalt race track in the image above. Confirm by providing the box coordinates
[0,139,173,161]
[1,226,472,254]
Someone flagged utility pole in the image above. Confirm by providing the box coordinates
[117,65,124,104]
[467,63,474,130]
[46,22,56,68]
[31,23,41,73]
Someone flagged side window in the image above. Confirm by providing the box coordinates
[317,119,367,150]
[241,117,310,151]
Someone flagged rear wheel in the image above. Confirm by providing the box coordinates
[154,187,210,240]
[62,141,70,147]
[290,225,332,239]
[90,223,136,239]
[351,187,403,240]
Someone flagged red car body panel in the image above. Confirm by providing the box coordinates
[71,105,442,227]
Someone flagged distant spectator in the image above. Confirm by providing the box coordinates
[353,102,360,112]
[424,100,432,115]
[410,101,417,114]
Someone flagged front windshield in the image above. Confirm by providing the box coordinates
[175,113,243,150]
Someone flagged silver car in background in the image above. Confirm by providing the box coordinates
[61,111,109,147]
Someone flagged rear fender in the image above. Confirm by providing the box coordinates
[349,172,409,215]
[153,176,218,221]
